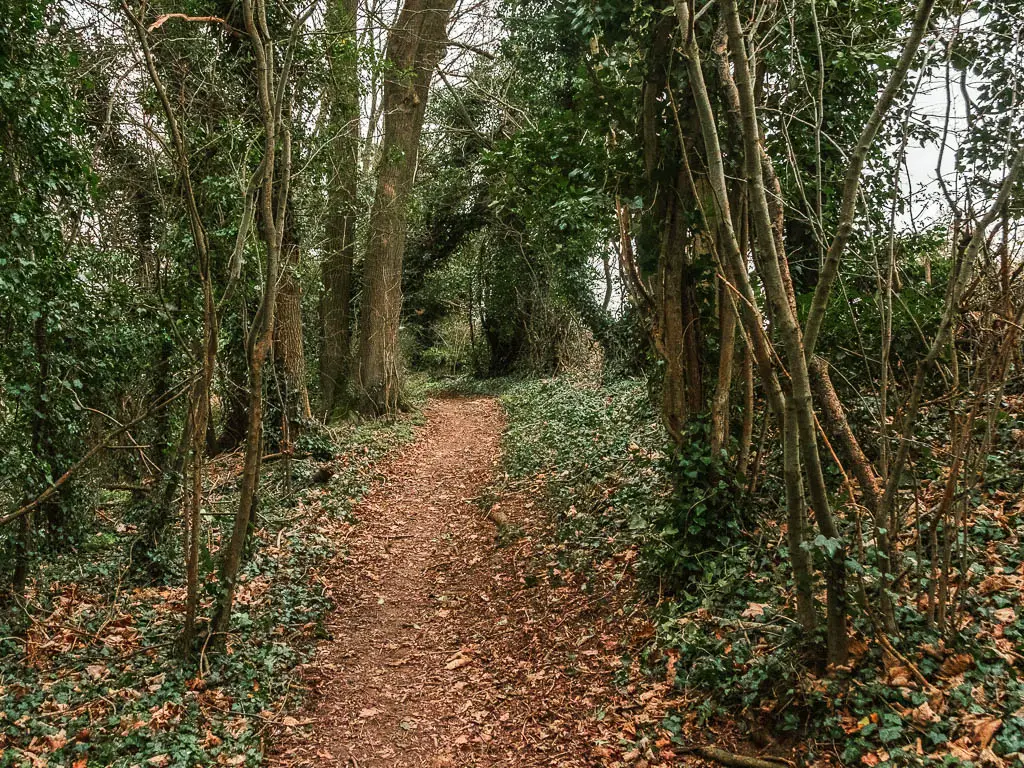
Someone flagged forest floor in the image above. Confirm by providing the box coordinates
[269,396,696,768]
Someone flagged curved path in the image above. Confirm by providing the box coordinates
[271,397,671,768]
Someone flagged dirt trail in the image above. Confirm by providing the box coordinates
[271,396,658,768]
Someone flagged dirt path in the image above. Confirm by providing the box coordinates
[271,396,675,768]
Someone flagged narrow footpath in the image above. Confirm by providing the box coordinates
[270,396,679,768]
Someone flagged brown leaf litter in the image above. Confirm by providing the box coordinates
[267,397,716,768]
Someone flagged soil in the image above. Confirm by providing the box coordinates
[269,396,688,768]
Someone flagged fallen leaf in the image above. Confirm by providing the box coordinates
[980,747,1006,767]
[978,575,1013,595]
[45,730,68,750]
[975,718,1002,749]
[993,608,1016,624]
[947,737,977,761]
[85,664,107,680]
[911,701,940,725]
[741,602,766,619]
[940,653,974,676]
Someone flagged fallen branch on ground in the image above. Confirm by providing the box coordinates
[683,746,794,768]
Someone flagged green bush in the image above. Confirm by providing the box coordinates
[501,378,749,596]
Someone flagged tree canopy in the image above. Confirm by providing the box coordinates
[2,0,1024,764]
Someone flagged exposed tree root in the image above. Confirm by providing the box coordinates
[686,746,794,768]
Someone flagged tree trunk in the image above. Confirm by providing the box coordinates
[181,284,217,651]
[355,0,458,416]
[274,206,312,430]
[783,399,817,630]
[320,0,360,419]
[658,231,691,445]
[673,0,824,649]
[809,356,895,631]
[737,339,754,477]
[13,314,52,595]
[710,269,737,458]
[718,0,848,662]
[211,0,301,642]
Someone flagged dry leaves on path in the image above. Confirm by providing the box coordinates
[268,397,706,768]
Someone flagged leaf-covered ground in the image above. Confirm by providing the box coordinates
[498,377,1024,767]
[0,415,417,767]
[270,395,702,767]
[6,382,1024,767]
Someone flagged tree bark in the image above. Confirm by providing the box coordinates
[320,0,360,419]
[355,0,458,416]
[274,205,312,429]
[656,173,704,444]
[737,338,754,477]
[710,266,737,458]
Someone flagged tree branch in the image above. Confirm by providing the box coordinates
[802,0,938,356]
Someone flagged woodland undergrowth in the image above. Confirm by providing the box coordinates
[0,416,417,767]
[498,377,1024,767]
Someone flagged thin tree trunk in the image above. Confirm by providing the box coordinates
[121,2,220,651]
[720,0,847,662]
[710,268,737,458]
[737,338,754,477]
[211,0,308,641]
[658,211,692,445]
[783,400,816,630]
[809,356,895,631]
[181,288,216,650]
[673,0,824,648]
[13,314,51,595]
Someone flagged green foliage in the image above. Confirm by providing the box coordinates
[644,419,745,591]
[0,0,105,556]
[0,415,416,766]
[501,375,1024,765]
[805,230,949,392]
[502,378,752,598]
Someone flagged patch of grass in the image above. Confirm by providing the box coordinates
[421,373,521,398]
